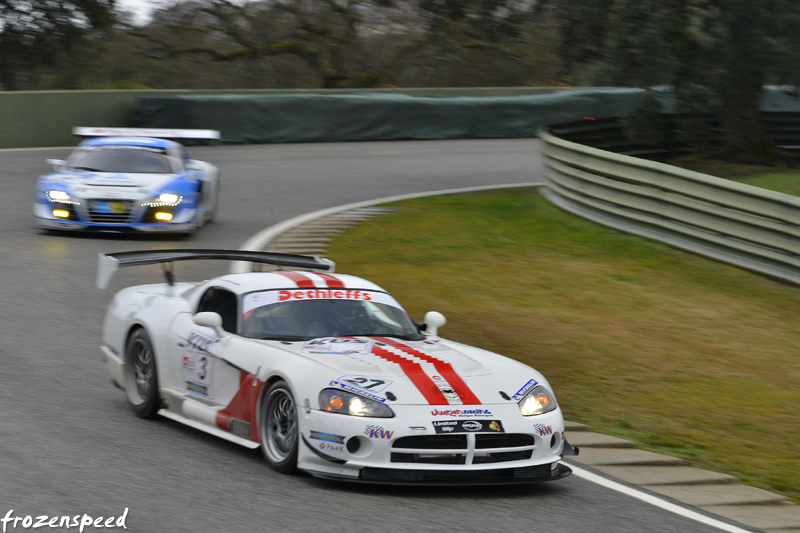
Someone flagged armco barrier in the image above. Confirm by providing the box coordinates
[539,127,800,285]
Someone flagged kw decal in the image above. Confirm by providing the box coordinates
[364,425,394,440]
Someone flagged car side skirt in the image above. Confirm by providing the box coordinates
[157,409,261,450]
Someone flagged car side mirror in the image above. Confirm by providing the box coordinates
[194,312,225,338]
[47,159,66,171]
[422,311,446,337]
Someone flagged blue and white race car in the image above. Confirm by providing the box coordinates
[35,127,220,233]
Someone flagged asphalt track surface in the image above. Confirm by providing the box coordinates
[1,140,754,533]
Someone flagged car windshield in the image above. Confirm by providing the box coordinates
[241,290,424,341]
[66,146,175,174]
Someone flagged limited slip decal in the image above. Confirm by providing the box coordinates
[375,338,482,406]
[432,420,505,434]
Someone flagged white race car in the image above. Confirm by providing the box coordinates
[97,250,578,485]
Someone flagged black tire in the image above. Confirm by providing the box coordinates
[124,328,160,419]
[205,178,219,224]
[259,381,298,474]
[199,178,219,226]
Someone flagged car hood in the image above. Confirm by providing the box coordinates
[42,171,178,196]
[241,336,548,407]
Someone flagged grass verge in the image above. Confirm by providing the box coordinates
[326,188,800,504]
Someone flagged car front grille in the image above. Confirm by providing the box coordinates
[391,434,535,465]
[88,199,136,224]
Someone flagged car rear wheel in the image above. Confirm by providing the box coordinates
[124,328,160,419]
[260,381,298,473]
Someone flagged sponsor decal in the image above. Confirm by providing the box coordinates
[431,408,493,417]
[329,380,387,403]
[186,382,209,396]
[186,330,218,352]
[182,347,215,399]
[364,425,394,440]
[91,201,127,214]
[339,375,393,392]
[241,289,403,316]
[319,442,345,452]
[462,421,482,431]
[302,338,374,355]
[432,385,463,403]
[309,431,346,444]
[511,379,539,401]
[533,424,553,437]
[279,289,371,302]
[432,420,505,434]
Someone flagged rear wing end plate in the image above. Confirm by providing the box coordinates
[97,249,335,289]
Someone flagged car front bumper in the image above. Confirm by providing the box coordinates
[34,202,198,233]
[297,404,574,485]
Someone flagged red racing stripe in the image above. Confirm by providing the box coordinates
[370,345,447,405]
[272,271,315,288]
[377,337,482,405]
[315,272,345,288]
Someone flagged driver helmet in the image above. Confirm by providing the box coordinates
[331,299,364,325]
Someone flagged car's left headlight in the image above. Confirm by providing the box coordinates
[319,389,394,418]
[142,193,183,207]
[518,386,557,416]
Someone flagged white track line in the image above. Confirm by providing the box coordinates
[568,464,755,533]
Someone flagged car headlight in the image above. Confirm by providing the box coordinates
[319,389,394,418]
[46,190,77,204]
[518,386,557,416]
[142,193,183,207]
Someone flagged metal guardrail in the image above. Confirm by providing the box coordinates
[538,127,800,285]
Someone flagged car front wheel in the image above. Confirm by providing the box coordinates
[260,381,298,473]
[124,328,160,418]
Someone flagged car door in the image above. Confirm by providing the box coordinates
[170,286,243,408]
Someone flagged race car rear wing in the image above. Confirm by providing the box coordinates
[74,127,221,141]
[96,249,335,289]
